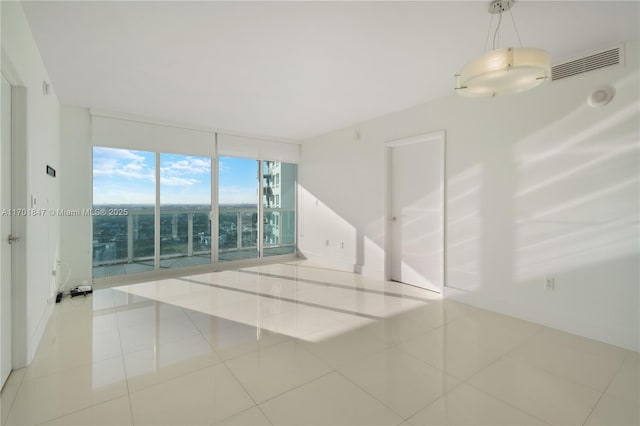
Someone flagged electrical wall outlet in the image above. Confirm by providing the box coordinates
[544,276,555,291]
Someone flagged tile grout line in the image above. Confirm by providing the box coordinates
[580,350,633,426]
[112,316,132,426]
[218,359,261,407]
[255,404,275,426]
[184,304,272,417]
[465,378,553,425]
[32,394,129,426]
[253,369,337,407]
[122,307,226,396]
[1,368,26,425]
[212,404,274,426]
[116,305,202,355]
[126,360,226,397]
[501,326,627,396]
[118,300,230,422]
[457,325,556,425]
[34,291,131,425]
[404,380,468,423]
[113,288,139,426]
[334,336,468,422]
[299,330,416,420]
[461,348,567,426]
[333,369,408,421]
[460,320,546,385]
[397,318,551,424]
[202,316,337,417]
[223,339,336,408]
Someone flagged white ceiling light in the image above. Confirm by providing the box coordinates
[455,0,551,98]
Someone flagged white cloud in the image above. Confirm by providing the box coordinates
[160,176,199,186]
[159,156,211,187]
[93,147,155,181]
[161,157,211,177]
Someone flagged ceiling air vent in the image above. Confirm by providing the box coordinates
[552,45,623,81]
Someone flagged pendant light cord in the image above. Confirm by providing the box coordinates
[492,10,503,50]
[509,8,524,47]
[482,13,495,53]
[487,3,525,51]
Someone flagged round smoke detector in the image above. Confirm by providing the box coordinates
[587,85,616,108]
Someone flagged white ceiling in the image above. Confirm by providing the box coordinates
[22,1,639,140]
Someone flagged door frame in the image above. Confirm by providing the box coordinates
[1,73,13,387]
[384,130,447,292]
[0,61,29,370]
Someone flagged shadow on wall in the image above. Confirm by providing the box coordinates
[298,177,445,283]
[513,76,639,282]
[297,185,359,270]
[445,72,639,291]
[445,165,483,292]
[444,70,639,349]
[298,64,638,349]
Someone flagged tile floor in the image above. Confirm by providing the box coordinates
[1,261,638,425]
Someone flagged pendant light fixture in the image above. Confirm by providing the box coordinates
[455,0,551,97]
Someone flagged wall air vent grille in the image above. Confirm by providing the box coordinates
[552,46,623,81]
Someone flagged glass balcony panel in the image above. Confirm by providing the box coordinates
[160,153,212,270]
[192,212,212,253]
[92,147,156,278]
[263,161,297,257]
[218,157,258,262]
[92,215,128,265]
[132,212,155,260]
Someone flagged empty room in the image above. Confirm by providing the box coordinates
[0,1,638,425]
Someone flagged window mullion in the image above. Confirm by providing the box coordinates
[154,152,160,270]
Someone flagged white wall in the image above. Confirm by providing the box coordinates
[299,41,639,351]
[1,1,61,365]
[60,107,92,288]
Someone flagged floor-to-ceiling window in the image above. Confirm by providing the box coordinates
[263,161,297,256]
[92,140,297,279]
[218,157,259,262]
[160,153,212,269]
[92,147,156,277]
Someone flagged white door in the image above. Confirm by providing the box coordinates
[1,74,12,387]
[389,132,444,292]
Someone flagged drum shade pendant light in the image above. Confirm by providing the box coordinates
[455,0,550,97]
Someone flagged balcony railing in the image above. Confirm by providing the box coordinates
[92,206,295,268]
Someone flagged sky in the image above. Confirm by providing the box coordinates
[93,147,259,205]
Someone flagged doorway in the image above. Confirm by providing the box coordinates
[386,131,445,293]
[1,74,13,387]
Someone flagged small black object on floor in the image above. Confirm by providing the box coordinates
[69,286,93,298]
